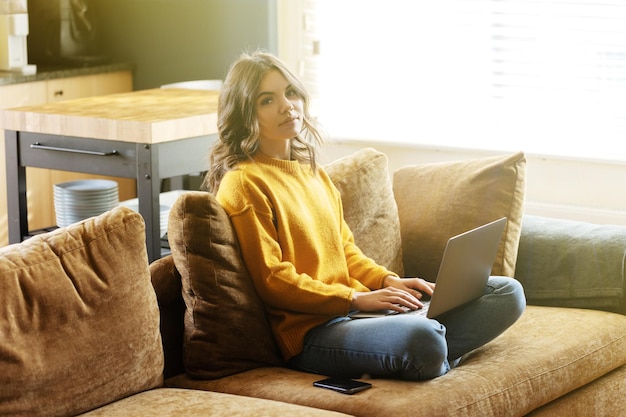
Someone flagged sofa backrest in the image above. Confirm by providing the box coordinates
[0,207,164,417]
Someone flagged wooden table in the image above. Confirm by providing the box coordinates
[1,88,219,261]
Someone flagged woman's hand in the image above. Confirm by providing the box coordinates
[384,275,435,300]
[350,286,423,314]
[350,276,436,314]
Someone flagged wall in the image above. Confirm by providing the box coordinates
[321,140,626,226]
[93,0,277,90]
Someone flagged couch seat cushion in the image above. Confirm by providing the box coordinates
[166,306,626,417]
[0,207,163,417]
[79,388,354,417]
[528,363,626,416]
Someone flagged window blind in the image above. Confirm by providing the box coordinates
[482,0,626,157]
[296,0,626,159]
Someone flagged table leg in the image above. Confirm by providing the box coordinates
[136,143,162,262]
[5,130,28,243]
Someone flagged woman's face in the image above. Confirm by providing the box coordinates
[255,69,304,146]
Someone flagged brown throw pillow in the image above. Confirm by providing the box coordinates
[168,191,284,380]
[0,207,163,417]
[393,152,526,281]
[325,147,404,275]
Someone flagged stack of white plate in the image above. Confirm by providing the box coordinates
[54,180,119,228]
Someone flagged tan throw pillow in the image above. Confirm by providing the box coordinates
[393,152,526,281]
[325,147,404,275]
[168,191,284,380]
[0,207,163,417]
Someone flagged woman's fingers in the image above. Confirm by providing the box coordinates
[380,287,423,311]
[352,287,427,312]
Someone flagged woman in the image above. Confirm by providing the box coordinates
[204,50,525,381]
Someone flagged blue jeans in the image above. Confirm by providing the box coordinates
[289,276,525,381]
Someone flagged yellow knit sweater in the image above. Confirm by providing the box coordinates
[216,153,396,360]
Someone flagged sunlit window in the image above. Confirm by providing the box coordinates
[305,0,626,160]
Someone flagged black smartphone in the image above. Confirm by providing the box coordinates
[313,377,372,394]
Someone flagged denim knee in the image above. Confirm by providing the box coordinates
[490,276,526,324]
[511,278,527,316]
[389,318,449,381]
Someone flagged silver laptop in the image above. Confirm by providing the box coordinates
[350,217,507,319]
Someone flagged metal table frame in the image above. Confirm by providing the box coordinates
[5,129,215,261]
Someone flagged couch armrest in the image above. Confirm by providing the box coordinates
[150,255,186,378]
[515,215,626,314]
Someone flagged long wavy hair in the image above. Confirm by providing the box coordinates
[202,51,324,193]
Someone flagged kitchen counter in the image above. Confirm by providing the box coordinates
[1,88,218,143]
[0,62,134,86]
[3,88,218,261]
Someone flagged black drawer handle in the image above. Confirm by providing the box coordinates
[30,142,118,156]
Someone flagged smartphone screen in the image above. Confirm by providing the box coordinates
[313,377,372,394]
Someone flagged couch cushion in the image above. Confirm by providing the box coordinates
[526,363,626,416]
[325,148,404,275]
[0,207,163,417]
[516,215,626,314]
[393,152,526,280]
[167,191,284,379]
[80,388,354,416]
[166,306,626,417]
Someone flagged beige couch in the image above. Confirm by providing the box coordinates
[2,148,626,416]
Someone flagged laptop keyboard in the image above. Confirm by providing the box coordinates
[348,301,431,319]
[388,301,431,317]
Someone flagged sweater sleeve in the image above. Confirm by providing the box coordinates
[217,171,356,316]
